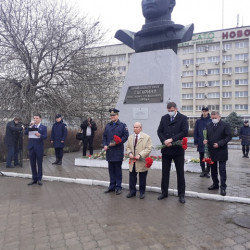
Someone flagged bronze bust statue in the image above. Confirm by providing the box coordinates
[115,0,194,53]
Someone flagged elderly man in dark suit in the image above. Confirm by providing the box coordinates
[157,102,188,204]
[25,114,47,186]
[204,111,232,196]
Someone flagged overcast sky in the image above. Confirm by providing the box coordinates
[70,0,250,44]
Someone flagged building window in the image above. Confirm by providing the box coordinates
[208,105,219,110]
[207,81,220,87]
[222,68,232,74]
[196,46,206,53]
[196,57,205,64]
[235,66,248,73]
[223,43,232,50]
[208,44,220,51]
[222,80,232,86]
[207,56,220,63]
[235,53,248,61]
[207,68,220,75]
[182,94,193,99]
[235,104,248,110]
[117,66,126,73]
[235,79,248,85]
[182,71,194,77]
[183,47,194,54]
[110,56,117,62]
[182,82,193,88]
[196,105,204,111]
[222,92,232,98]
[235,41,248,49]
[223,104,232,110]
[207,92,220,98]
[118,55,126,62]
[182,106,193,111]
[196,93,205,99]
[223,55,232,62]
[235,91,248,97]
[196,81,205,87]
[183,59,194,65]
[196,70,206,76]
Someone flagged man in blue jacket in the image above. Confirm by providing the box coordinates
[194,106,212,177]
[103,108,129,195]
[25,114,47,186]
[239,120,250,158]
[50,114,67,165]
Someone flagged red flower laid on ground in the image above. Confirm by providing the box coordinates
[114,135,122,144]
[145,157,153,168]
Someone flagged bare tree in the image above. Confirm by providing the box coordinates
[0,0,109,123]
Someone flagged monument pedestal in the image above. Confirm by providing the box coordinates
[116,49,181,147]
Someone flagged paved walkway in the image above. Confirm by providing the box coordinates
[0,148,250,249]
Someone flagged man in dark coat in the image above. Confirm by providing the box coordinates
[204,111,232,196]
[50,114,67,165]
[4,117,23,168]
[194,106,212,177]
[25,114,47,186]
[103,108,129,195]
[80,117,97,156]
[239,120,250,158]
[157,102,188,204]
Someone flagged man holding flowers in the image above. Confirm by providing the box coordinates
[203,111,232,196]
[103,108,129,195]
[126,122,152,199]
[157,102,188,204]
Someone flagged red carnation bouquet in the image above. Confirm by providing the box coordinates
[202,129,214,165]
[100,135,122,156]
[155,137,188,150]
[129,156,154,168]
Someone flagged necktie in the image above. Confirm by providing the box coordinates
[171,116,174,122]
[134,135,138,153]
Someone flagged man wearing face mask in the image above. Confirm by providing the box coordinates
[204,111,232,196]
[239,120,250,158]
[157,102,188,204]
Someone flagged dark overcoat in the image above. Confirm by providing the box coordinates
[157,112,188,155]
[80,120,97,138]
[239,125,250,146]
[207,120,232,161]
[4,120,23,146]
[194,114,212,152]
[50,120,67,148]
[103,120,129,161]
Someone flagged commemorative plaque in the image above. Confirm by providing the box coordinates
[124,84,163,104]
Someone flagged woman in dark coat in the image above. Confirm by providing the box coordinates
[50,114,67,165]
[239,120,250,158]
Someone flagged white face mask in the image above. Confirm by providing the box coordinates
[168,111,175,117]
[212,118,219,124]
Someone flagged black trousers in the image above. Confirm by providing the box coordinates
[161,154,185,197]
[211,161,227,189]
[55,148,63,161]
[242,145,249,155]
[83,136,93,156]
[129,164,148,195]
[199,152,211,172]
[108,161,122,191]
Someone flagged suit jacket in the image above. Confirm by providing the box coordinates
[157,112,188,155]
[25,124,47,152]
[207,120,232,161]
[126,132,152,172]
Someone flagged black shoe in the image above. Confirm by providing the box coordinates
[104,189,115,193]
[52,160,59,165]
[28,180,37,185]
[220,189,226,196]
[57,161,62,165]
[246,155,249,158]
[126,192,136,198]
[37,180,43,186]
[200,172,206,177]
[208,184,219,190]
[157,193,168,200]
[116,189,122,195]
[242,155,246,158]
[179,196,186,204]
[205,172,210,178]
[139,193,145,199]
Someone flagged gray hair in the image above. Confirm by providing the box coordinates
[211,111,220,116]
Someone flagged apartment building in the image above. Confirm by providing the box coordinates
[99,26,250,124]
